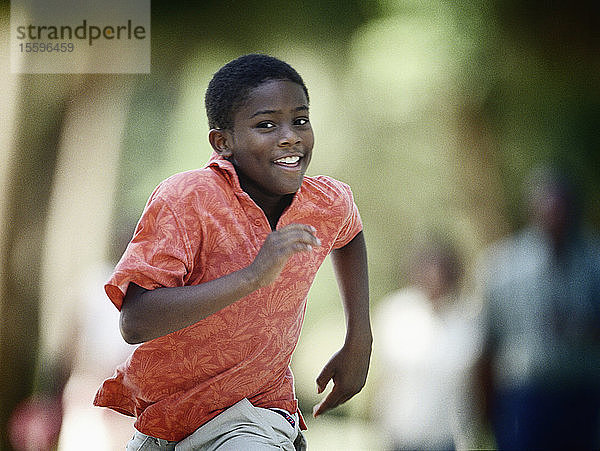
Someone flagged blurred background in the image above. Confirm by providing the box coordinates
[1,0,599,449]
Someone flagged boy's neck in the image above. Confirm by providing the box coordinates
[236,168,294,230]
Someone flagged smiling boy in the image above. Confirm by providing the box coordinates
[94,54,372,450]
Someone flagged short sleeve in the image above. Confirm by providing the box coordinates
[105,187,194,310]
[331,182,363,250]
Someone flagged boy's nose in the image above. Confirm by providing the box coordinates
[278,127,301,147]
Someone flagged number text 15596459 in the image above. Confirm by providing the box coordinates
[19,42,74,52]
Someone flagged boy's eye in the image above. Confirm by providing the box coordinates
[256,121,275,129]
[294,117,310,126]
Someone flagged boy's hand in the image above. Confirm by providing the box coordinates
[312,339,371,417]
[249,223,320,288]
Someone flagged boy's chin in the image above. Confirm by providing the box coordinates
[270,173,305,194]
[283,177,305,194]
[276,186,301,196]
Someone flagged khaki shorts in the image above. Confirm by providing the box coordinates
[126,398,307,451]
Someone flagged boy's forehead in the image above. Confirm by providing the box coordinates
[240,80,308,112]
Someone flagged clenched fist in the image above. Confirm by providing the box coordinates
[249,223,321,287]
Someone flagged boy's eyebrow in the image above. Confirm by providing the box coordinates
[250,105,309,119]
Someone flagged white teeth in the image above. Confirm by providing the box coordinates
[274,156,300,164]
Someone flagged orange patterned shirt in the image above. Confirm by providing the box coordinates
[93,154,362,441]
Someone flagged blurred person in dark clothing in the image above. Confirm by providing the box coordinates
[478,166,600,450]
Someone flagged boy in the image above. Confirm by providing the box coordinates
[94,54,372,450]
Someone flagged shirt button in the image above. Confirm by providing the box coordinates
[254,219,262,226]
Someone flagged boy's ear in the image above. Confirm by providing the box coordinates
[208,129,233,158]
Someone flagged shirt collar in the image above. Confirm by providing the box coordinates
[206,151,243,193]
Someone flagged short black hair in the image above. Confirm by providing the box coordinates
[205,54,309,130]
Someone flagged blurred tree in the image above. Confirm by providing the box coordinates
[487,0,600,226]
[0,76,69,449]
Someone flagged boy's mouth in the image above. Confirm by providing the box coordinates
[273,155,302,168]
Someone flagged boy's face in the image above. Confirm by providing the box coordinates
[223,79,314,197]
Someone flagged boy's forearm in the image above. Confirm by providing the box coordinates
[330,231,372,347]
[120,266,262,344]
[120,223,320,344]
[312,231,371,417]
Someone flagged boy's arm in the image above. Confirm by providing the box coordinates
[119,223,320,344]
[313,230,372,417]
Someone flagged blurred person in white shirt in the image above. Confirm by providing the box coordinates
[373,239,482,451]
